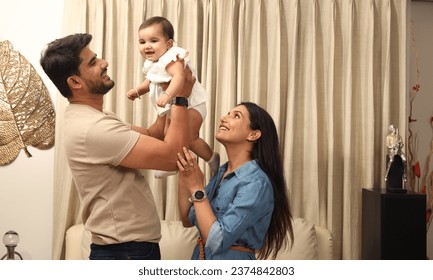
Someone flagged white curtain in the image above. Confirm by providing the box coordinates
[52,0,408,260]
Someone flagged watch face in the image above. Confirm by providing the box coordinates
[172,97,188,106]
[195,190,205,200]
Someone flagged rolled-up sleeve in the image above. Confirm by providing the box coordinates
[206,222,223,253]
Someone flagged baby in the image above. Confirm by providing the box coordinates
[127,16,219,178]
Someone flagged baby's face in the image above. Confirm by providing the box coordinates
[138,23,173,62]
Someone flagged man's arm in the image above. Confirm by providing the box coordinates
[120,68,194,170]
[131,115,166,140]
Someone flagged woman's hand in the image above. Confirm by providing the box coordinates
[177,147,216,236]
[177,147,204,228]
[177,147,204,193]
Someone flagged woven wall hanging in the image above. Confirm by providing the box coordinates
[0,40,55,165]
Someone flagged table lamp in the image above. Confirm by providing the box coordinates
[1,230,23,260]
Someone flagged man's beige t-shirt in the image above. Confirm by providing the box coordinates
[64,104,161,245]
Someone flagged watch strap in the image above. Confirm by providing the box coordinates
[171,96,188,107]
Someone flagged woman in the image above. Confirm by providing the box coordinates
[177,102,294,260]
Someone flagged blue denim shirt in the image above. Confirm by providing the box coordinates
[189,160,274,260]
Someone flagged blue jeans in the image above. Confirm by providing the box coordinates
[89,241,160,260]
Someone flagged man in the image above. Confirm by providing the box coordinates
[40,33,193,260]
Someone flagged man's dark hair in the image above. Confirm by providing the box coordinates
[40,33,92,98]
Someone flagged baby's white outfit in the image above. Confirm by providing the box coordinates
[142,47,207,119]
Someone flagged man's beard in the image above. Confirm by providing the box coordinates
[85,78,115,95]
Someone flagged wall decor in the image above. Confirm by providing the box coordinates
[0,40,55,165]
[407,23,433,230]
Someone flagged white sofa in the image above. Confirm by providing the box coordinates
[65,218,333,260]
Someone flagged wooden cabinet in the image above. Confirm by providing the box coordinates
[362,188,426,259]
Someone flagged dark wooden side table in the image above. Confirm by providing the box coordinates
[361,188,426,259]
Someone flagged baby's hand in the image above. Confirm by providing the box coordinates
[156,92,172,107]
[127,88,140,101]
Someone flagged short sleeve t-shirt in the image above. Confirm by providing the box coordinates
[64,104,161,245]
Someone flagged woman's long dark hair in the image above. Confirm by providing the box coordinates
[241,102,294,259]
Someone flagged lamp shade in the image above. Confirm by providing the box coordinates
[3,230,19,247]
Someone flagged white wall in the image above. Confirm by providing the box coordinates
[0,0,63,259]
[410,1,433,259]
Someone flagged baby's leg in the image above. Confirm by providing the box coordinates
[188,109,220,175]
[188,109,212,161]
[164,116,170,136]
[154,116,177,179]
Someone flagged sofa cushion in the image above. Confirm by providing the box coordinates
[315,224,333,259]
[77,221,199,260]
[275,217,319,260]
[81,225,91,259]
[65,223,87,260]
[160,220,199,260]
[65,217,329,260]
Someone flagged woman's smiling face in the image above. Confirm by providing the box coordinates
[216,105,254,144]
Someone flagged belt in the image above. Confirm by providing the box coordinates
[197,237,255,260]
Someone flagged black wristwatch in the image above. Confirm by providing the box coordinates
[171,97,188,107]
[189,190,207,202]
